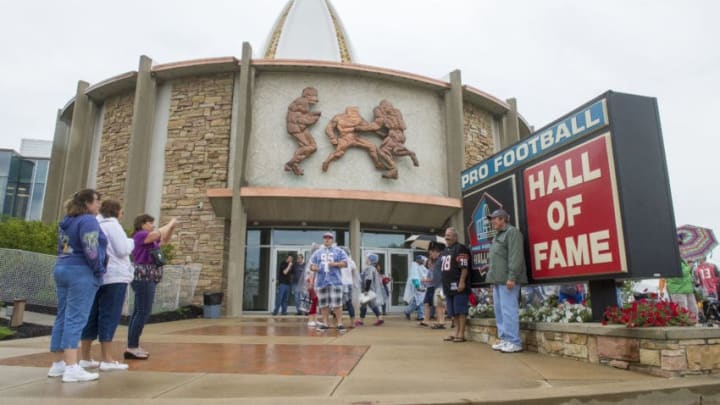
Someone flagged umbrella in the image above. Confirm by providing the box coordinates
[404,234,446,250]
[677,224,718,262]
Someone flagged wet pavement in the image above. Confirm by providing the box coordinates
[1,314,719,404]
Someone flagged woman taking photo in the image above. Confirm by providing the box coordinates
[79,199,134,371]
[125,214,177,359]
[47,189,107,382]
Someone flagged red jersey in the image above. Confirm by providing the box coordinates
[696,262,720,296]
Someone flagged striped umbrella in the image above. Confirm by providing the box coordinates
[677,224,718,262]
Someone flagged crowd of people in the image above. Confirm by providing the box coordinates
[48,188,177,383]
[273,212,528,354]
[49,189,716,383]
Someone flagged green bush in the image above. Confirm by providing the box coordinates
[0,217,58,254]
[0,326,15,340]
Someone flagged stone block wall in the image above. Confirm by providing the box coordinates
[468,319,720,377]
[162,73,234,304]
[463,103,495,168]
[96,91,134,202]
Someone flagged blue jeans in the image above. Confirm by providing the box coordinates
[493,284,521,346]
[293,284,306,314]
[405,295,425,319]
[344,286,355,318]
[127,279,157,348]
[360,301,381,318]
[273,284,290,315]
[81,283,128,342]
[50,264,100,352]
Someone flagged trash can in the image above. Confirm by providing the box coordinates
[203,292,224,319]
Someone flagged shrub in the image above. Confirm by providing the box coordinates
[602,299,694,327]
[0,216,58,255]
[0,326,15,340]
[520,302,592,323]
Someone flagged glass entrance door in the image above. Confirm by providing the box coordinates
[269,246,311,314]
[360,248,413,313]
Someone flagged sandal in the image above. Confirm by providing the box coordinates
[443,335,455,341]
[431,324,446,329]
[418,322,430,327]
[452,337,467,343]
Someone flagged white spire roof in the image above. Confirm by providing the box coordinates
[263,0,355,63]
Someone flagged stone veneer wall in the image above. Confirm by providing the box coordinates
[163,73,234,303]
[96,91,135,202]
[463,103,495,169]
[468,319,720,377]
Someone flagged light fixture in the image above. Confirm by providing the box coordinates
[252,221,259,226]
[392,225,398,230]
[300,221,307,226]
[429,228,435,233]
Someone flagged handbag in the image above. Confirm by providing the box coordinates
[149,247,166,267]
[360,290,377,304]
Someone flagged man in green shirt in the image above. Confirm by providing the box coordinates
[486,209,528,353]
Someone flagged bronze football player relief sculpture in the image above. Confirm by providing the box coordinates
[322,106,384,172]
[283,89,419,179]
[284,87,321,176]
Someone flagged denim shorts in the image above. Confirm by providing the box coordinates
[446,293,469,317]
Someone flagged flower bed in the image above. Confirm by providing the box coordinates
[467,318,720,377]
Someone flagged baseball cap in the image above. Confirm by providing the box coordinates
[487,208,510,220]
[323,232,334,239]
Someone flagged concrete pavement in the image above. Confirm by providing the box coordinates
[1,313,719,404]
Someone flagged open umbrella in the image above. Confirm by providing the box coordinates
[677,224,718,262]
[404,234,446,251]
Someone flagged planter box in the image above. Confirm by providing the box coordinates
[467,318,720,377]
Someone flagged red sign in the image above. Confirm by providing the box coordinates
[523,133,627,279]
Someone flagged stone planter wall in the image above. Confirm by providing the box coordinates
[467,318,720,377]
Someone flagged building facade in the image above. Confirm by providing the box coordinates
[42,0,531,315]
[0,140,50,220]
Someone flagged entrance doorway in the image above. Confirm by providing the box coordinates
[361,248,413,313]
[269,246,312,314]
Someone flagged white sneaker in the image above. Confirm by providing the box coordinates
[307,321,317,327]
[99,361,129,371]
[491,341,507,351]
[79,359,100,368]
[500,343,523,353]
[48,361,65,377]
[62,364,99,382]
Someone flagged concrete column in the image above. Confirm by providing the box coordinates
[60,81,95,208]
[42,110,71,223]
[501,98,520,148]
[122,55,157,228]
[350,217,361,265]
[444,70,465,243]
[226,42,254,317]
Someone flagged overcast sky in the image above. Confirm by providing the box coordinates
[1,0,718,254]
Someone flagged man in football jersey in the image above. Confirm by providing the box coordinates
[309,232,348,330]
[440,227,471,342]
[696,257,720,301]
[486,209,528,353]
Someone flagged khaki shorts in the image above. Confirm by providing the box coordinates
[433,288,446,307]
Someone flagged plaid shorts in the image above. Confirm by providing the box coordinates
[317,285,343,309]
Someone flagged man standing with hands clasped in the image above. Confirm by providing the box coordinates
[486,209,527,353]
[309,232,348,330]
[440,227,471,342]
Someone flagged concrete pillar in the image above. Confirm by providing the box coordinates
[444,70,465,243]
[226,42,254,317]
[501,98,521,148]
[42,109,71,223]
[350,217,361,265]
[58,81,95,210]
[123,55,157,228]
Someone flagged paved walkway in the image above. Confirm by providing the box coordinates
[1,313,719,404]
